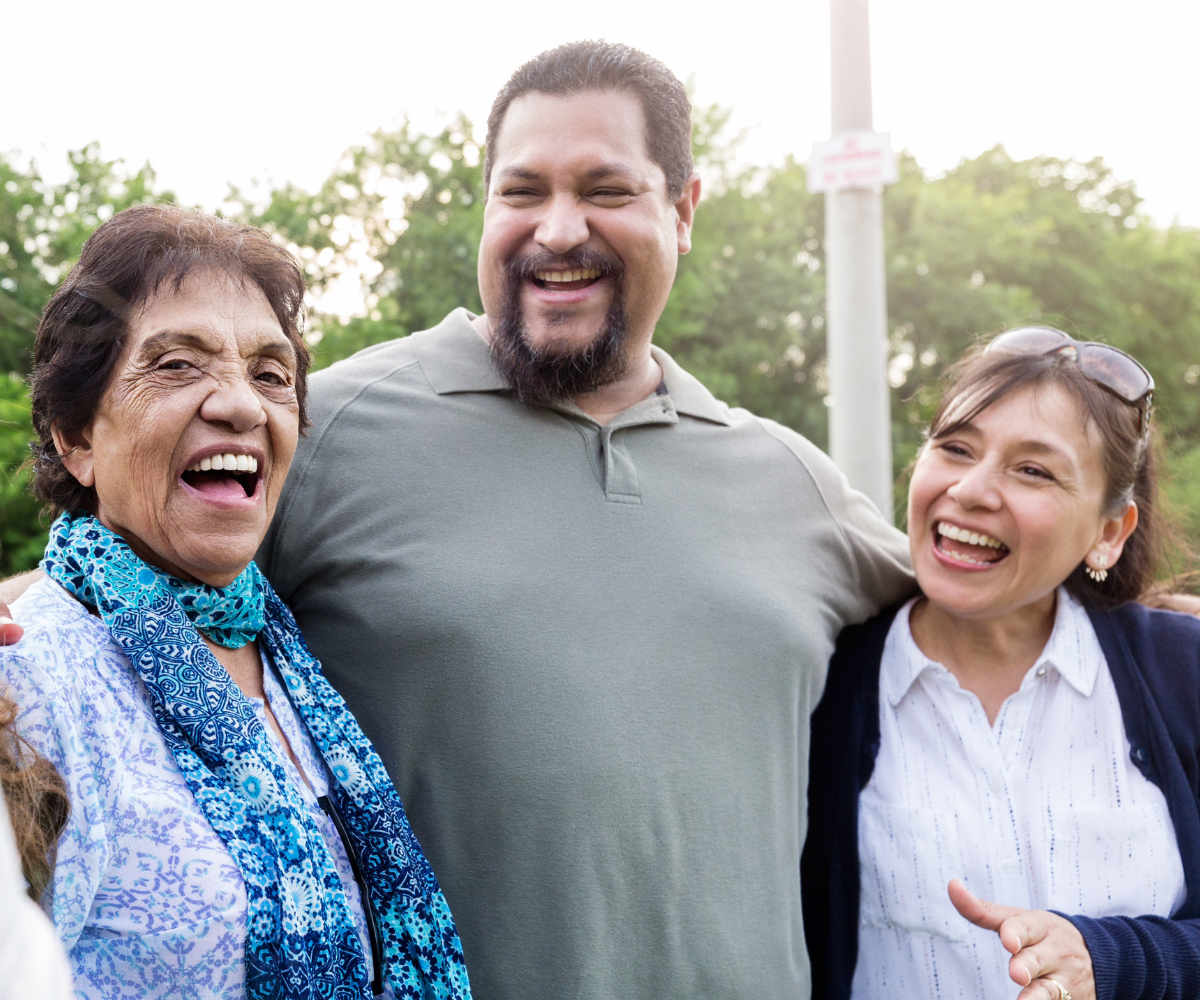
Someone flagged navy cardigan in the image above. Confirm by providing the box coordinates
[802,601,1200,1000]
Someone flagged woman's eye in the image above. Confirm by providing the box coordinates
[1019,465,1053,480]
[158,359,194,372]
[255,371,286,386]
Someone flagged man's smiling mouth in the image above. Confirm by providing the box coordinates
[532,268,603,292]
[181,452,261,500]
[934,520,1010,566]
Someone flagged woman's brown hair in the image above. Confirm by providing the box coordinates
[0,694,69,902]
[926,341,1160,606]
[29,204,311,518]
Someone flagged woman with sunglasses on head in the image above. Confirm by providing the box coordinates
[804,327,1200,1000]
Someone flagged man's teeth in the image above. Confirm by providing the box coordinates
[186,453,258,474]
[936,521,1004,549]
[535,268,601,283]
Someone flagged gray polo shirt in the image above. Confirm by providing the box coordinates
[259,308,913,1000]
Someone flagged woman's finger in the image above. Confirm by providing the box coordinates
[1017,978,1071,1000]
[948,879,1023,935]
[1011,943,1048,987]
[1001,911,1050,962]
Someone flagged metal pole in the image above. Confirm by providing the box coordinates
[826,0,893,519]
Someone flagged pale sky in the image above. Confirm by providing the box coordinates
[6,0,1198,226]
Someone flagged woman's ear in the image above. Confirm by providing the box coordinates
[1089,501,1139,571]
[50,423,96,488]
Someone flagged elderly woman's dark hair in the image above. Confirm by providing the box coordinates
[925,340,1160,606]
[30,205,310,517]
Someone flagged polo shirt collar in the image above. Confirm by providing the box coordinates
[411,308,509,394]
[883,587,1100,707]
[411,307,732,427]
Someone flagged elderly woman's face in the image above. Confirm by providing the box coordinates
[60,271,300,587]
[907,382,1133,620]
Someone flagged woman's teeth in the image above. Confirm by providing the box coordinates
[937,521,1004,549]
[534,268,601,283]
[186,453,258,474]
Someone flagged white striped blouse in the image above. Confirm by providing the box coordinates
[853,588,1186,1000]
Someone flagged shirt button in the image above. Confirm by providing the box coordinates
[1036,667,1047,678]
[1001,859,1018,874]
[989,775,1004,794]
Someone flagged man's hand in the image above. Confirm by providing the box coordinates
[0,569,43,645]
[1141,590,1200,616]
[949,879,1095,1000]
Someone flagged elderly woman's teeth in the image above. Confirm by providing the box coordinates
[937,521,1004,549]
[186,454,258,473]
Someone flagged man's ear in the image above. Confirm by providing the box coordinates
[675,171,702,254]
[50,423,96,488]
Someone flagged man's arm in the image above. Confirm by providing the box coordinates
[0,569,43,644]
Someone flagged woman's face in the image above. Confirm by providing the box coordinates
[57,270,300,587]
[908,381,1135,620]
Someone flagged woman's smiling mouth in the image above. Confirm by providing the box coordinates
[181,451,262,502]
[933,520,1011,568]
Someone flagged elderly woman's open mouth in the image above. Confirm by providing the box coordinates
[180,450,263,503]
[933,520,1011,569]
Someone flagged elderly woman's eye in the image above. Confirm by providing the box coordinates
[159,359,194,371]
[254,368,291,387]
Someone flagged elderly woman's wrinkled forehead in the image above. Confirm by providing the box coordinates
[118,269,299,371]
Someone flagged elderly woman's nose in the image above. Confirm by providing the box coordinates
[198,373,268,431]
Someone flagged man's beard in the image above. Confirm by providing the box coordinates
[489,248,629,404]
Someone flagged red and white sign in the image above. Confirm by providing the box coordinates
[808,130,899,193]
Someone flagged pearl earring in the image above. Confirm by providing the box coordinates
[1086,554,1108,583]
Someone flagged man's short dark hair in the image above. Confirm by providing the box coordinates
[485,40,694,200]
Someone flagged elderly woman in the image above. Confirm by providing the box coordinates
[804,327,1200,1000]
[1,205,472,999]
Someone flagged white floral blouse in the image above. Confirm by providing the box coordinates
[1,576,377,999]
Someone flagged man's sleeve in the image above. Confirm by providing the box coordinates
[758,418,916,621]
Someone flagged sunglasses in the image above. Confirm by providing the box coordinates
[984,326,1154,437]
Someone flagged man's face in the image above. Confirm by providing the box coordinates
[478,89,697,395]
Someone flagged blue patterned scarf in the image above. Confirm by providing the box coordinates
[42,512,472,1000]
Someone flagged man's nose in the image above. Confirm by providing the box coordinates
[535,192,590,255]
[198,372,268,432]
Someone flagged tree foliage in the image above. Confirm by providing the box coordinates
[2,117,1200,576]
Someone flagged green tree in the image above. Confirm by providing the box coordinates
[234,116,483,368]
[5,120,1200,579]
[0,146,172,572]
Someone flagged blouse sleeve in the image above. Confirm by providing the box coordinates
[3,639,118,953]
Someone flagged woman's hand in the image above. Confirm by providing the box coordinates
[949,879,1096,1000]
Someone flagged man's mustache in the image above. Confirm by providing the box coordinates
[505,246,625,281]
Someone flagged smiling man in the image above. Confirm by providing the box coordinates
[256,41,914,999]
